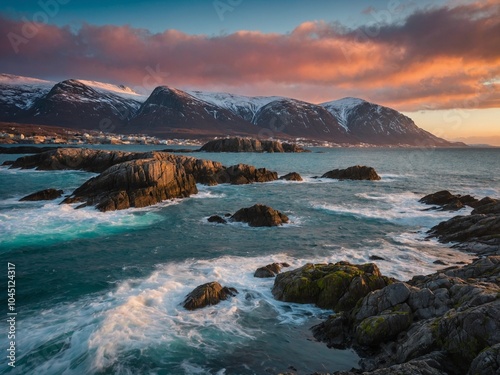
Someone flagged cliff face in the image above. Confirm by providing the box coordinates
[62,158,198,211]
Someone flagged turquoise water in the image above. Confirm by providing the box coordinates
[0,147,499,374]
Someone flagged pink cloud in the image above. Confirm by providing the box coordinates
[0,1,498,111]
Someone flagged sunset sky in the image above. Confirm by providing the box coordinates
[1,0,499,144]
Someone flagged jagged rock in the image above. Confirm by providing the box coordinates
[419,190,479,211]
[254,262,290,278]
[321,165,381,181]
[312,257,500,374]
[199,137,308,153]
[467,343,500,375]
[222,163,278,185]
[279,172,303,181]
[7,147,282,187]
[471,199,500,215]
[20,188,63,201]
[272,262,391,311]
[183,281,238,310]
[62,159,197,211]
[231,204,288,227]
[207,215,227,224]
[428,214,500,254]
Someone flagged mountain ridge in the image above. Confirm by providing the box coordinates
[0,73,461,146]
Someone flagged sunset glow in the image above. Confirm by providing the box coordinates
[1,0,499,143]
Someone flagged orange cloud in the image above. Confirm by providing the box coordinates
[0,1,498,112]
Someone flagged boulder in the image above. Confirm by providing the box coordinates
[254,262,290,278]
[223,163,278,185]
[183,281,238,310]
[20,188,63,201]
[207,215,227,224]
[62,159,197,211]
[272,262,391,311]
[279,172,303,181]
[231,204,289,227]
[321,165,381,181]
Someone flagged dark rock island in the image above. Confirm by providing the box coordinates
[199,137,309,153]
[321,165,381,181]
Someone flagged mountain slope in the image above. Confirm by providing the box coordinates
[321,97,450,146]
[128,86,258,137]
[0,74,458,146]
[253,98,351,142]
[20,80,142,132]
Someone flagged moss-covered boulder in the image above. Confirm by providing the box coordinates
[272,261,391,311]
[355,303,413,346]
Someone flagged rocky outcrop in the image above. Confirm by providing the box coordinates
[62,159,197,211]
[231,204,289,227]
[199,137,308,153]
[427,194,500,255]
[221,164,278,185]
[419,190,478,211]
[183,281,238,310]
[321,165,381,181]
[279,172,303,181]
[272,262,391,311]
[20,188,63,201]
[311,256,500,375]
[0,146,66,154]
[254,262,290,278]
[7,148,278,186]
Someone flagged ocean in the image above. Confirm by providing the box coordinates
[1,146,499,375]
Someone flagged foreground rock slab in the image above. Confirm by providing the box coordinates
[183,281,238,310]
[62,158,197,211]
[20,188,63,201]
[321,165,381,181]
[231,204,289,227]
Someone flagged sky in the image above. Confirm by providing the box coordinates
[0,0,499,144]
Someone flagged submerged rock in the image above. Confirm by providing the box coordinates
[321,165,381,181]
[20,188,63,201]
[279,172,303,181]
[183,281,238,310]
[207,215,227,224]
[231,204,289,227]
[62,159,197,211]
[272,261,391,311]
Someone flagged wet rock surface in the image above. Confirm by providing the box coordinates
[183,281,238,310]
[20,188,63,201]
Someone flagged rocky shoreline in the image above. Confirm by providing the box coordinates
[4,147,499,374]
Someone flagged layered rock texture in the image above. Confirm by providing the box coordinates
[6,148,282,211]
[422,191,500,255]
[62,159,197,211]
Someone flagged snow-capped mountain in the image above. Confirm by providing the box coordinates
[187,90,282,123]
[19,79,142,132]
[0,73,458,146]
[252,98,351,142]
[321,97,451,145]
[128,86,257,137]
